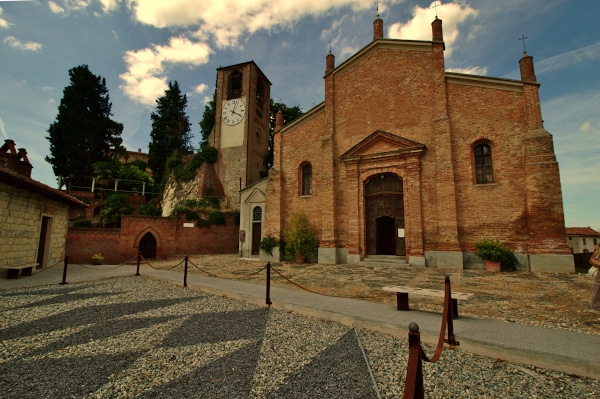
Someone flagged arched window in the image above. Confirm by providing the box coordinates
[228,70,242,99]
[253,206,262,222]
[301,163,312,196]
[474,143,493,184]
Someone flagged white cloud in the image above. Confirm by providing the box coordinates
[48,2,65,14]
[0,7,12,29]
[194,83,208,94]
[3,36,42,52]
[447,66,488,76]
[0,117,7,140]
[120,36,212,105]
[387,1,477,57]
[127,0,401,48]
[579,121,591,132]
[535,42,600,75]
[99,0,120,12]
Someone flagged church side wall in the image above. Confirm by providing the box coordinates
[446,82,531,252]
[277,113,327,237]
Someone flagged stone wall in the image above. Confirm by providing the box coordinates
[0,181,70,268]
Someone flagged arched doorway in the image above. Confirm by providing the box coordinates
[365,174,405,256]
[139,232,157,259]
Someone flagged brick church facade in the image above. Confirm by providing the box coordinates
[247,16,572,272]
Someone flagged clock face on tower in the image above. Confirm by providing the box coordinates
[222,98,246,126]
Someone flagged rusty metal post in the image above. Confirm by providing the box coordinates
[60,256,68,285]
[444,275,458,346]
[266,262,272,306]
[183,256,188,287]
[403,322,424,399]
[136,252,141,276]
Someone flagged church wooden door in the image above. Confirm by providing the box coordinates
[365,174,405,256]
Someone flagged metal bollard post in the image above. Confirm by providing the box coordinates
[183,256,188,287]
[60,256,68,285]
[444,275,458,346]
[266,262,272,306]
[136,253,141,276]
[403,322,424,399]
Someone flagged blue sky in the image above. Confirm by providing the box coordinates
[1,0,599,230]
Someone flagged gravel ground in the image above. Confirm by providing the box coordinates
[1,276,598,398]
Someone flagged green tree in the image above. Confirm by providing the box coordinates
[45,65,124,186]
[148,81,193,186]
[267,99,303,168]
[101,192,133,228]
[199,89,216,144]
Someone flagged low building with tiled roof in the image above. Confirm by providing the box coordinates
[0,139,86,274]
[565,227,600,254]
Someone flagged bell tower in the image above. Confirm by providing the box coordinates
[211,62,271,210]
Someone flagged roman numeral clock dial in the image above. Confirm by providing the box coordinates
[222,99,246,126]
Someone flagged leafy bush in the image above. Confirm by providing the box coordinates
[73,219,92,227]
[259,236,279,255]
[208,210,226,225]
[196,218,211,228]
[283,211,319,261]
[185,210,200,220]
[91,253,104,264]
[138,202,162,216]
[101,192,133,227]
[474,238,518,270]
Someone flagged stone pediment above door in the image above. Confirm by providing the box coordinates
[340,130,426,164]
[244,187,266,204]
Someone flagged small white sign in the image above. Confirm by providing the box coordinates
[398,228,405,238]
[183,222,195,228]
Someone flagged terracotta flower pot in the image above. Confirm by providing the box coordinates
[485,260,501,272]
[295,254,305,264]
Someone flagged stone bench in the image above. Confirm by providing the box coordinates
[382,285,473,319]
[1,263,38,279]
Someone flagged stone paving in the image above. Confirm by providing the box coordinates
[162,254,600,336]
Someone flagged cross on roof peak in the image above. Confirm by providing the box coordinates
[519,34,529,52]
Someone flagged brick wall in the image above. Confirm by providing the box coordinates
[264,36,571,268]
[65,213,239,264]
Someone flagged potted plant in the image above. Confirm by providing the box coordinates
[91,253,104,265]
[474,238,517,272]
[283,211,319,263]
[259,236,279,256]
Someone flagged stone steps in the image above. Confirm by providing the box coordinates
[360,255,408,265]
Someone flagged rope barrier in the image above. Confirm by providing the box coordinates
[186,258,268,280]
[139,254,184,270]
[31,258,64,274]
[187,258,219,278]
[270,266,377,299]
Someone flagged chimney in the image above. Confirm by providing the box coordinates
[373,16,383,40]
[275,110,284,132]
[0,140,33,178]
[519,52,537,82]
[432,17,444,48]
[325,50,335,75]
[17,148,30,164]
